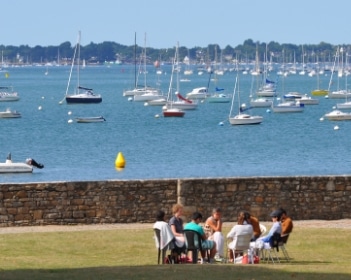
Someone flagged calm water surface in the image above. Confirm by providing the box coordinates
[1,65,350,183]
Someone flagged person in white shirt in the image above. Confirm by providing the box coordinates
[227,211,253,262]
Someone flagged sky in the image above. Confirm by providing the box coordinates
[1,0,351,49]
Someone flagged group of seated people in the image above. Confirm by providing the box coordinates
[153,204,293,264]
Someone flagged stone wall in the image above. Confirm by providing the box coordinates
[1,176,350,227]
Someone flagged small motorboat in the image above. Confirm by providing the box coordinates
[75,116,106,123]
[0,153,44,173]
[0,108,21,118]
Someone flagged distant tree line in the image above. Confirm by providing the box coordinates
[0,39,347,66]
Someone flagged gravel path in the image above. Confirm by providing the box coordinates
[1,219,351,234]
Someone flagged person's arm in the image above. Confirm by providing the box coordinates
[170,224,183,237]
[206,217,222,232]
[262,223,279,242]
[226,226,236,239]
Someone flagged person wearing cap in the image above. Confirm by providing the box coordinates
[257,210,282,243]
[279,208,293,236]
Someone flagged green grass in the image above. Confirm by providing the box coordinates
[0,226,350,279]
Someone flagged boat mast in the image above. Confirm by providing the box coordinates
[176,41,180,93]
[64,32,79,97]
[77,31,81,90]
[134,32,137,89]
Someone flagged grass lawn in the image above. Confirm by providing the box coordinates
[0,225,350,279]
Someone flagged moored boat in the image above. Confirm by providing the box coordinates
[324,110,351,121]
[0,153,44,173]
[0,108,21,118]
[75,116,106,123]
[0,87,20,101]
[163,107,185,117]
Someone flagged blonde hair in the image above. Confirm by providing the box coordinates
[172,203,183,214]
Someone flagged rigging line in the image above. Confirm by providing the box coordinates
[59,32,79,104]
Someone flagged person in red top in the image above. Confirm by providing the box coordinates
[279,208,293,236]
[245,212,262,241]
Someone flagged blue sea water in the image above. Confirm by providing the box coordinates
[1,65,350,183]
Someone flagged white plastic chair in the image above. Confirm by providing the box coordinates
[259,224,267,235]
[227,234,252,264]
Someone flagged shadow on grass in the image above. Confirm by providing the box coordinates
[1,264,350,280]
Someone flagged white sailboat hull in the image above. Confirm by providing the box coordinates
[229,114,263,125]
[0,162,33,173]
[325,110,351,120]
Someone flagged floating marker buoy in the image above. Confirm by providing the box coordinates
[38,106,42,110]
[320,117,324,121]
[115,152,126,168]
[155,114,160,118]
[266,109,271,113]
[42,96,45,99]
[128,97,133,102]
[68,111,72,115]
[334,125,339,130]
[332,106,336,109]
[218,122,224,126]
[68,119,73,124]
[325,95,329,99]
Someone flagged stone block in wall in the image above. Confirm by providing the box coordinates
[0,215,8,221]
[72,211,85,218]
[96,209,106,217]
[85,210,96,218]
[7,208,17,215]
[326,180,335,191]
[33,210,43,219]
[45,213,60,219]
[15,190,27,199]
[15,213,31,221]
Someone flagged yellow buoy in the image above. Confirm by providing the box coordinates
[115,152,126,168]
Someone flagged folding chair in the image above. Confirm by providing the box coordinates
[259,224,267,235]
[226,233,252,264]
[279,234,290,261]
[261,232,281,264]
[154,228,174,264]
[184,229,208,264]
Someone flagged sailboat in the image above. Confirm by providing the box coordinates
[164,42,197,111]
[163,43,185,118]
[64,31,102,104]
[206,51,230,103]
[311,54,328,96]
[123,33,162,98]
[299,45,306,75]
[272,75,304,113]
[228,71,263,125]
[327,47,351,99]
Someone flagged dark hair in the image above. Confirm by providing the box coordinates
[156,210,165,221]
[279,208,287,215]
[192,212,203,220]
[237,211,247,225]
[244,211,251,220]
[212,207,222,214]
